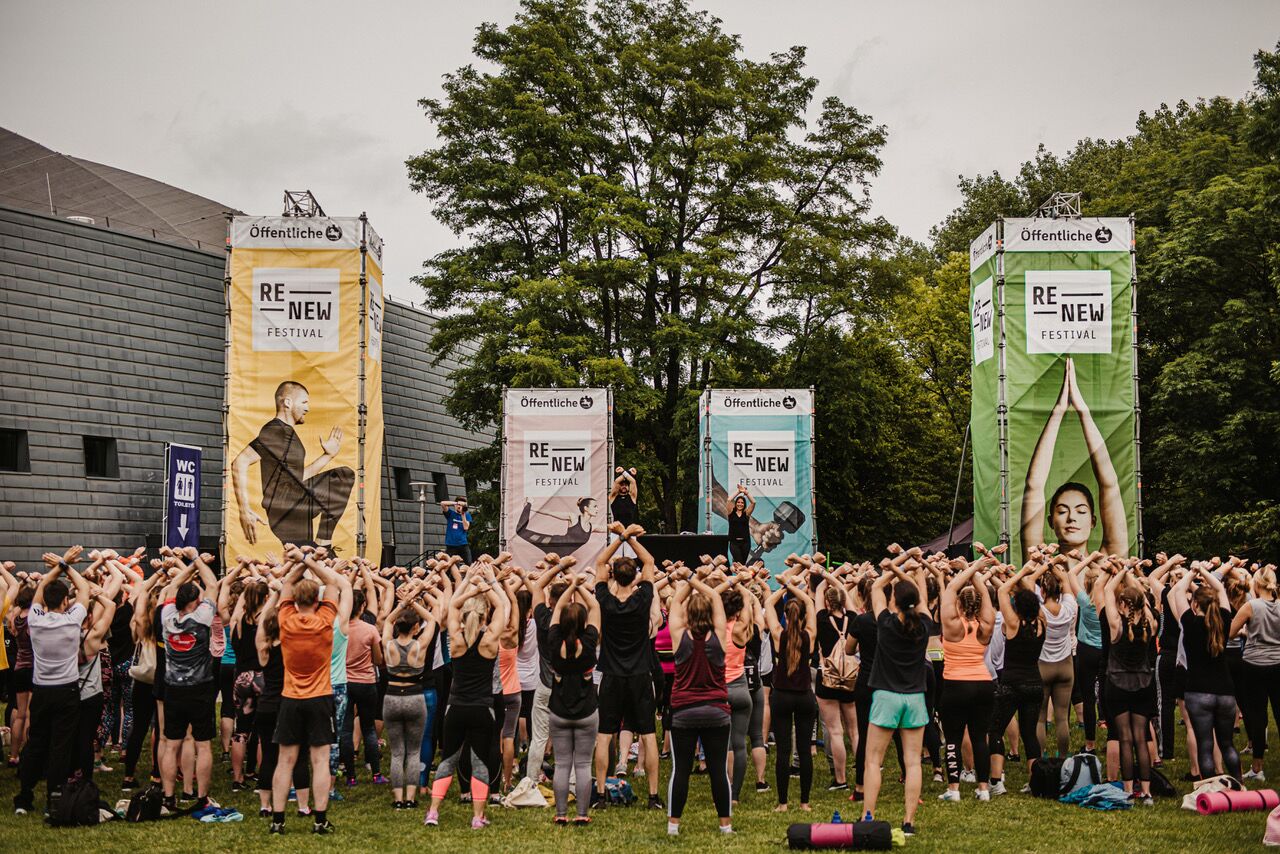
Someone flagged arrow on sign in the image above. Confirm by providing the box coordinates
[178,514,189,541]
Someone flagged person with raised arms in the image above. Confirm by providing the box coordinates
[269,547,352,835]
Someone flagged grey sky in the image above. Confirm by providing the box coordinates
[3,0,1276,301]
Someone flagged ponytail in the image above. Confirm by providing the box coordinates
[1194,585,1224,657]
[893,580,922,637]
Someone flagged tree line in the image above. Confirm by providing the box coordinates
[406,0,1280,562]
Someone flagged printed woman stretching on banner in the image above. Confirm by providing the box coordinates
[1021,358,1128,565]
[514,497,603,551]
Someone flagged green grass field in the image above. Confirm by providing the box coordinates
[0,722,1271,853]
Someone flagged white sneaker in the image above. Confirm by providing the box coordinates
[959,769,976,784]
[1245,769,1267,781]
[932,770,944,783]
[975,788,991,802]
[937,788,961,802]
[614,762,628,778]
[990,779,1007,796]
[632,767,646,779]
[1019,783,1032,794]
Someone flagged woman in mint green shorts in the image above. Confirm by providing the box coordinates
[860,560,934,838]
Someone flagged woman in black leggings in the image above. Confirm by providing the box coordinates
[1102,565,1157,804]
[665,568,733,836]
[988,560,1047,793]
[763,572,817,812]
[1170,566,1240,781]
[937,557,996,802]
[122,572,166,788]
[1231,565,1280,780]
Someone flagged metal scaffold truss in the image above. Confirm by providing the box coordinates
[1035,191,1082,219]
[282,190,325,218]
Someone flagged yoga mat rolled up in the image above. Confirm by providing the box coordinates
[1196,788,1280,815]
[787,821,893,849]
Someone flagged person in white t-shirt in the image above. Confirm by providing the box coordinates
[13,546,91,815]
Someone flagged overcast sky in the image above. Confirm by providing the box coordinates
[3,1,1276,301]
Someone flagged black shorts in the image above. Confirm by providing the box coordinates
[1104,681,1157,722]
[274,695,337,747]
[163,682,218,741]
[1157,654,1186,701]
[219,662,236,719]
[597,673,657,735]
[12,667,33,693]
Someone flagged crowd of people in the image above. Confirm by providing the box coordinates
[0,530,1277,839]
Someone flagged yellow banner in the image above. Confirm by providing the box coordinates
[224,216,382,561]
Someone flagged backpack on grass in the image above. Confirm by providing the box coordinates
[125,784,164,822]
[47,778,102,827]
[1029,757,1066,798]
[1060,753,1102,795]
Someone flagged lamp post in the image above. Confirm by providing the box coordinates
[409,481,431,562]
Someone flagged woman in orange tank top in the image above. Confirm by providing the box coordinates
[938,556,998,802]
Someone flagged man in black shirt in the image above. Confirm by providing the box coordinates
[591,523,663,809]
[231,381,354,548]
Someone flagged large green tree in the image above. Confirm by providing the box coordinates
[930,43,1280,560]
[408,0,893,538]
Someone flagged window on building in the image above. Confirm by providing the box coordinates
[394,467,414,500]
[432,473,450,504]
[0,429,30,472]
[84,436,119,478]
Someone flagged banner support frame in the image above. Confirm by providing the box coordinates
[218,213,233,570]
[498,386,509,552]
[355,213,370,560]
[995,217,1011,550]
[701,388,712,535]
[1129,213,1145,558]
[607,387,615,529]
[808,385,817,554]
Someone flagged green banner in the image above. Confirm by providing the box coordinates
[971,218,1139,562]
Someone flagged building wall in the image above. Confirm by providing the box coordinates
[0,205,489,567]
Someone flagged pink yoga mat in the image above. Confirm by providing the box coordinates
[1196,789,1279,815]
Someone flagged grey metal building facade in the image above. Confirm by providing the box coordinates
[0,204,490,567]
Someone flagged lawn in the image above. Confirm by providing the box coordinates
[0,722,1271,853]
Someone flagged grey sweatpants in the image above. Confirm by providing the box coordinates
[383,692,427,790]
[525,682,552,779]
[550,710,598,817]
[728,674,754,800]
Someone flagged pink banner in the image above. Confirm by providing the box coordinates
[501,389,610,571]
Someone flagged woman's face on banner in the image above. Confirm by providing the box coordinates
[1050,488,1094,550]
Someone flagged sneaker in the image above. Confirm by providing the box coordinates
[346,776,357,788]
[848,789,864,802]
[633,767,646,779]
[614,762,628,778]
[554,815,568,826]
[629,743,640,760]
[287,788,297,802]
[932,770,944,784]
[180,791,197,803]
[959,769,976,784]
[1008,754,1020,763]
[94,760,114,773]
[1245,769,1267,782]
[120,777,138,791]
[470,816,490,829]
[259,808,270,818]
[13,807,28,816]
[1019,783,1032,794]
[990,780,1007,796]
[1138,794,1154,807]
[937,788,960,802]
[392,801,404,810]
[405,799,418,809]
[648,794,665,810]
[659,751,671,760]
[460,793,472,804]
[790,765,801,779]
[371,774,389,784]
[827,781,849,792]
[755,781,771,793]
[269,821,285,835]
[573,816,591,826]
[902,822,916,837]
[312,820,335,834]
[231,780,246,792]
[975,788,991,802]
[424,809,439,826]
[328,790,345,802]
[591,790,608,810]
